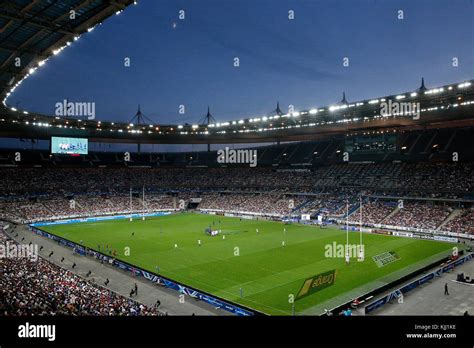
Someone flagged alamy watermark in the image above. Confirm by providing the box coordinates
[0,241,38,262]
[324,242,365,262]
[217,147,257,167]
[55,99,95,120]
[18,322,55,342]
[380,100,420,120]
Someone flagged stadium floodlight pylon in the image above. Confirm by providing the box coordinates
[198,106,216,152]
[129,105,155,153]
[275,101,283,116]
[340,91,348,105]
[418,77,427,92]
[273,101,285,140]
[199,106,216,125]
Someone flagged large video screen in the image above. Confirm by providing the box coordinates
[51,137,88,155]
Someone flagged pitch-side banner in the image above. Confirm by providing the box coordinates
[296,269,337,300]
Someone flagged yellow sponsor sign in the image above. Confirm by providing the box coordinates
[296,269,337,300]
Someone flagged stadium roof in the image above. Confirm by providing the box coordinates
[0,78,473,144]
[0,2,472,144]
[0,0,135,101]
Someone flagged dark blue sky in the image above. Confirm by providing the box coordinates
[6,0,474,150]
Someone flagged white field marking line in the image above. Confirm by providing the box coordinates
[62,225,447,313]
[140,233,341,293]
[70,224,346,288]
[66,225,360,280]
[69,218,334,259]
[216,237,427,299]
[160,267,290,315]
[167,247,318,287]
[219,263,320,297]
[217,253,339,298]
[154,244,269,271]
[52,238,282,312]
[165,232,337,272]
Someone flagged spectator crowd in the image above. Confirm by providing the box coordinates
[0,164,471,233]
[0,231,160,316]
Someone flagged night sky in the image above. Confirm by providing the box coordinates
[5,0,474,151]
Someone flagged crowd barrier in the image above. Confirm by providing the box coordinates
[30,211,172,227]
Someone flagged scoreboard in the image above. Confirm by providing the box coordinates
[51,137,88,155]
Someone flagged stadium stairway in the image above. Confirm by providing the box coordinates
[380,205,399,224]
[347,197,371,219]
[41,201,55,216]
[285,143,303,164]
[423,131,438,153]
[75,200,85,211]
[289,199,315,216]
[347,201,363,217]
[407,133,422,154]
[436,208,463,230]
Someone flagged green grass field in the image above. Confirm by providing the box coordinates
[41,213,456,315]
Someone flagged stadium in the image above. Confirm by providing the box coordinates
[0,0,473,345]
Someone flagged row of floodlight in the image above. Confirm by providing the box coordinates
[201,81,471,131]
[2,2,137,106]
[2,97,473,137]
